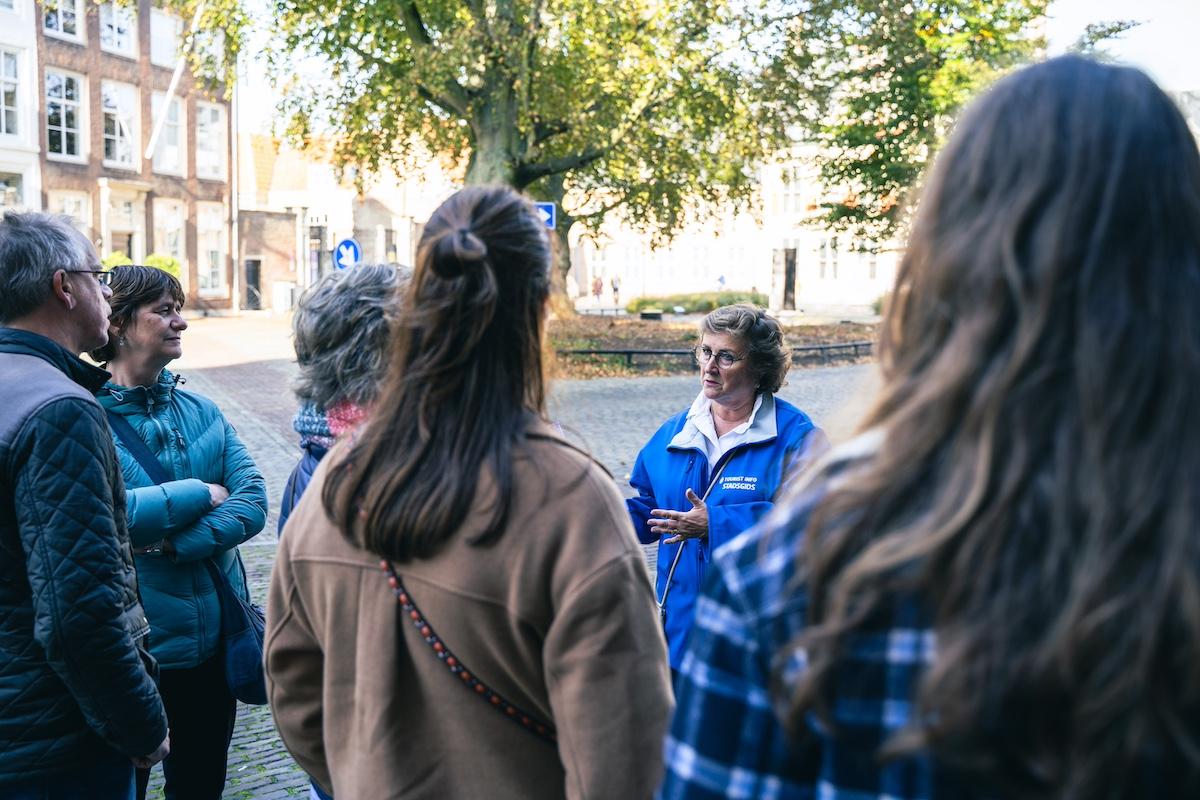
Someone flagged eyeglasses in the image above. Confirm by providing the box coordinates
[70,269,113,286]
[694,345,745,369]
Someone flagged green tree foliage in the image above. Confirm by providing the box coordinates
[111,0,250,94]
[101,251,134,269]
[1068,19,1142,60]
[145,253,184,279]
[761,0,1049,240]
[271,0,771,278]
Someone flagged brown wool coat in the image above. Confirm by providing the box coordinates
[266,421,674,799]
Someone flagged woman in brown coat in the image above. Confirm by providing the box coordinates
[265,186,673,799]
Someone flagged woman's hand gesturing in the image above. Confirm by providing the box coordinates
[649,488,708,545]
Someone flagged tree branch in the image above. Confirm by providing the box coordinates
[398,0,433,45]
[513,147,605,187]
[395,0,472,117]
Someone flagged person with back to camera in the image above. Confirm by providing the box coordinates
[627,303,828,683]
[661,56,1200,799]
[277,262,409,800]
[0,212,169,799]
[90,265,268,800]
[265,186,674,799]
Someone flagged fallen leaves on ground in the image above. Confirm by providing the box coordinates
[547,316,878,379]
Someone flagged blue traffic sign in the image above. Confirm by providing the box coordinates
[534,202,556,229]
[334,238,362,270]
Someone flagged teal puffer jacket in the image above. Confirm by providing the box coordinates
[97,371,268,670]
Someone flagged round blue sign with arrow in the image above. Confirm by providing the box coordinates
[334,238,362,270]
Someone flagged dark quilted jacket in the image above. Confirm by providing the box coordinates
[0,328,168,782]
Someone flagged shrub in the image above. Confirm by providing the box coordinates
[625,291,769,314]
[101,251,133,269]
[872,291,892,317]
[144,252,182,279]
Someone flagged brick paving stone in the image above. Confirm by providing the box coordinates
[142,317,878,797]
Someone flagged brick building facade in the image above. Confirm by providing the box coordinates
[1,0,235,311]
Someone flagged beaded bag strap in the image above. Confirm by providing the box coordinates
[380,561,558,746]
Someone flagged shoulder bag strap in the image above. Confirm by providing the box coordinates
[105,409,171,485]
[656,455,732,616]
[380,561,558,746]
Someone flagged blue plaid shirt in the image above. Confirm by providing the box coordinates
[658,475,944,800]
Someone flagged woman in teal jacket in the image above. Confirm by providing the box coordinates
[91,265,268,800]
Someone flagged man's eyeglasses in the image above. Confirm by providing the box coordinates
[70,269,113,286]
[694,345,745,369]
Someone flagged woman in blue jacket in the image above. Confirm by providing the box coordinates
[90,265,268,800]
[627,304,827,675]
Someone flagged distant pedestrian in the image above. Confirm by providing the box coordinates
[592,274,603,303]
[278,263,409,800]
[266,186,673,799]
[611,274,621,306]
[663,56,1200,799]
[627,303,827,682]
[0,211,169,799]
[90,265,268,800]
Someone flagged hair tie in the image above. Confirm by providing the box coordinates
[458,228,488,260]
[430,227,488,279]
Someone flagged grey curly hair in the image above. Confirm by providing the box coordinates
[292,263,411,409]
[699,303,790,394]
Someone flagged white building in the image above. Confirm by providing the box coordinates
[237,134,457,310]
[0,0,42,211]
[571,146,898,317]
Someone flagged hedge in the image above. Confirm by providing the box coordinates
[625,291,769,314]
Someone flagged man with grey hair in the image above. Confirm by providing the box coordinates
[0,210,169,799]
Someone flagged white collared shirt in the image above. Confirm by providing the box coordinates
[686,392,765,469]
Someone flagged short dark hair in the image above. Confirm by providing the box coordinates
[89,265,186,363]
[699,303,790,393]
[0,210,93,323]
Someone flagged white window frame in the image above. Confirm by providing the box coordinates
[152,197,187,270]
[151,92,185,176]
[99,2,137,59]
[0,48,18,139]
[43,0,83,43]
[781,165,804,214]
[48,190,90,232]
[0,171,24,211]
[101,80,139,170]
[45,69,86,162]
[149,9,181,68]
[197,201,228,296]
[195,101,227,181]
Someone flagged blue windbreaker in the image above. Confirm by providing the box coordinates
[627,394,827,668]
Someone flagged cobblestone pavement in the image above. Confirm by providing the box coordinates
[141,316,878,798]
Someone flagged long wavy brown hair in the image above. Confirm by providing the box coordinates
[783,56,1200,798]
[323,186,551,562]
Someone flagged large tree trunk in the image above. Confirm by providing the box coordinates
[465,85,518,185]
[464,88,576,315]
[541,174,576,317]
